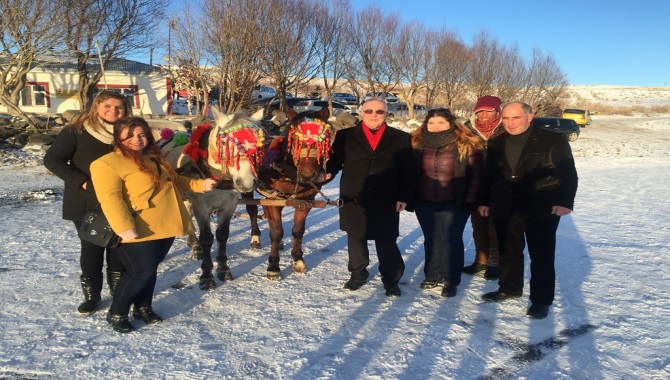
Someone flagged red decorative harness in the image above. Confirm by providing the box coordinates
[286,117,333,168]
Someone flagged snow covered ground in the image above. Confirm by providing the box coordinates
[1,110,669,379]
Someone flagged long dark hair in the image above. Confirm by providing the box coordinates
[411,108,482,159]
[113,117,177,186]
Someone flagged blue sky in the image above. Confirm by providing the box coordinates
[351,0,670,86]
[148,0,669,87]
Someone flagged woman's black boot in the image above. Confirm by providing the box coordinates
[106,312,134,333]
[77,275,103,315]
[132,305,163,324]
[106,270,122,296]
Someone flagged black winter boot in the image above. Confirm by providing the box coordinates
[77,275,103,315]
[106,311,134,333]
[132,305,163,324]
[106,270,122,296]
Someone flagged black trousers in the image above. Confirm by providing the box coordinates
[347,235,405,288]
[110,238,174,315]
[494,211,560,305]
[72,221,124,277]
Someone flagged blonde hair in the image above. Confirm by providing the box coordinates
[70,91,133,133]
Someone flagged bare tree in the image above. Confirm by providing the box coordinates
[170,2,212,116]
[257,0,322,109]
[203,0,266,113]
[518,48,568,114]
[490,43,525,102]
[60,0,166,109]
[393,22,432,118]
[348,6,400,96]
[313,0,353,113]
[433,31,471,111]
[0,0,62,121]
[468,30,504,99]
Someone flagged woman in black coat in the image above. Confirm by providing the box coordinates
[44,91,133,315]
[326,99,416,297]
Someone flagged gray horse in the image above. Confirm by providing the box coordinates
[162,109,263,290]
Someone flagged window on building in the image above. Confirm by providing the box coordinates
[21,84,49,107]
[92,86,138,108]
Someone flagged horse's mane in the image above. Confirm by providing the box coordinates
[216,111,261,131]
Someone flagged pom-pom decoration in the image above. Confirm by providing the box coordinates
[286,118,332,168]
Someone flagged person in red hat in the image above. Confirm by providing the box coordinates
[463,95,505,279]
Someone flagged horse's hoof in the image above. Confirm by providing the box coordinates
[266,271,282,281]
[191,248,203,260]
[217,269,234,282]
[199,278,216,290]
[249,235,261,250]
[293,259,307,274]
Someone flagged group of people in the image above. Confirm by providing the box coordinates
[45,91,577,335]
[326,96,577,320]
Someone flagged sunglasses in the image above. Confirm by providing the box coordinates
[362,109,386,115]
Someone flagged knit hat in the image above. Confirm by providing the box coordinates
[474,95,502,113]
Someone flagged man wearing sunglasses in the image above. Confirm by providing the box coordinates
[326,98,417,297]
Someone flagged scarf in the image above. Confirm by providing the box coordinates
[422,128,456,148]
[84,118,115,144]
[474,117,501,139]
[362,122,386,151]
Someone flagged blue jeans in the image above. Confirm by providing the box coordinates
[415,201,470,287]
[109,238,174,315]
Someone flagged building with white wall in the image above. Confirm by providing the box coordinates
[2,58,173,116]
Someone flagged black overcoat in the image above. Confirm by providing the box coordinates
[43,127,113,221]
[479,126,578,220]
[326,123,417,239]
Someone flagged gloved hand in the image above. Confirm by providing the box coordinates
[118,228,139,241]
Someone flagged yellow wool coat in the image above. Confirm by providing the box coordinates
[90,151,204,243]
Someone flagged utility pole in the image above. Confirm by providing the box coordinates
[95,40,108,89]
[168,18,177,70]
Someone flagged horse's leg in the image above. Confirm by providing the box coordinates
[184,199,202,259]
[214,192,237,282]
[263,205,284,280]
[186,230,202,260]
[190,197,216,290]
[242,192,261,249]
[291,208,310,274]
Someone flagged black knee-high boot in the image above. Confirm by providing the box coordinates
[106,270,122,296]
[77,275,103,315]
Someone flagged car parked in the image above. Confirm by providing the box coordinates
[531,117,580,142]
[561,108,592,127]
[292,99,353,116]
[362,92,400,105]
[251,85,276,100]
[249,97,315,113]
[323,92,358,106]
[386,103,427,119]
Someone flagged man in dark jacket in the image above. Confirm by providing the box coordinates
[478,102,578,319]
[326,99,417,297]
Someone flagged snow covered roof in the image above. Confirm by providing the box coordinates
[31,57,165,75]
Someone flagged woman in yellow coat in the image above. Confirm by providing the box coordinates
[91,117,216,333]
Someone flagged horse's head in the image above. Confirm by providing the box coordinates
[285,107,333,184]
[209,108,267,193]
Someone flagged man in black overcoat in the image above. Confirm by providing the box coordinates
[326,99,417,297]
[478,102,578,319]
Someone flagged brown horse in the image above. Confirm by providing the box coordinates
[255,107,334,280]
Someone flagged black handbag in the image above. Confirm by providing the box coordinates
[78,205,121,248]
